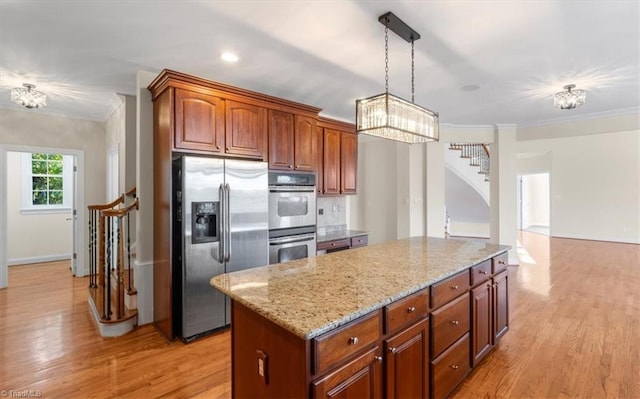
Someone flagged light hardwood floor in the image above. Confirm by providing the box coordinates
[1,232,638,398]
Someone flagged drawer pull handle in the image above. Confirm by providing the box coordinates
[498,260,506,265]
[450,285,459,290]
[407,306,416,313]
[389,347,397,354]
[348,336,359,345]
[331,243,336,247]
[450,365,460,370]
[479,270,488,275]
[450,320,459,326]
[374,356,383,363]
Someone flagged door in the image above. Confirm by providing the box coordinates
[340,132,357,194]
[268,110,294,170]
[71,156,78,275]
[311,346,382,399]
[493,270,509,342]
[294,115,316,171]
[174,88,225,153]
[471,283,493,365]
[225,100,267,159]
[182,156,225,338]
[323,129,340,195]
[384,319,429,399]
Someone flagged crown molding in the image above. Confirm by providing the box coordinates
[518,106,640,129]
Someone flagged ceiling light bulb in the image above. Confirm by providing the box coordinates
[220,52,239,63]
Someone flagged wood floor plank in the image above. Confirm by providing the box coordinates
[1,232,638,398]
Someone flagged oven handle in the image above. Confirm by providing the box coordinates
[269,186,316,193]
[269,233,316,245]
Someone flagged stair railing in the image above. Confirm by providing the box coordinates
[449,143,490,182]
[87,186,137,321]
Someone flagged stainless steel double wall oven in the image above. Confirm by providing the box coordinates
[268,171,317,264]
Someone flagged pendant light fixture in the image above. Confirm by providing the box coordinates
[553,84,586,110]
[356,12,439,144]
[11,83,47,109]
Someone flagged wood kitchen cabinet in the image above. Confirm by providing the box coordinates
[315,126,324,194]
[225,100,267,159]
[317,117,358,195]
[493,269,509,342]
[174,88,225,153]
[340,131,357,194]
[268,112,317,171]
[311,346,382,399]
[384,319,430,399]
[322,128,341,195]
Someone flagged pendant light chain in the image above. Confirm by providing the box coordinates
[411,39,415,103]
[384,24,389,93]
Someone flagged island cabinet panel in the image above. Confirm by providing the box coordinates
[384,319,430,399]
[493,269,509,342]
[313,311,381,375]
[384,288,429,335]
[174,88,225,153]
[323,128,341,195]
[294,115,317,171]
[268,109,295,170]
[471,282,493,366]
[225,100,267,159]
[340,131,358,194]
[311,346,382,399]
[431,333,471,399]
[430,293,470,357]
[232,302,308,398]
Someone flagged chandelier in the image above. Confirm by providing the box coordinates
[356,12,439,144]
[553,84,586,110]
[11,83,47,109]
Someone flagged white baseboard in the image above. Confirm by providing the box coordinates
[8,253,72,266]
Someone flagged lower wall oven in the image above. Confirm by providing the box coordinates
[269,226,316,265]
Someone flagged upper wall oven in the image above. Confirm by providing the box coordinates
[268,172,316,231]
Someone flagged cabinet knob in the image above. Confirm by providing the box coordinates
[331,243,336,246]
[374,356,383,363]
[288,165,293,169]
[348,336,359,345]
[407,306,416,313]
[216,145,220,150]
[225,147,230,151]
[449,365,460,370]
[450,285,459,291]
[388,347,397,354]
[479,270,488,275]
[450,320,459,326]
[498,260,506,265]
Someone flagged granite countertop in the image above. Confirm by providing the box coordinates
[211,236,510,340]
[316,229,368,243]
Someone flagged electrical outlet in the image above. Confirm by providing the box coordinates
[318,208,324,215]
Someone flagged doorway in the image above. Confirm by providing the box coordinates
[0,144,85,288]
[518,173,550,236]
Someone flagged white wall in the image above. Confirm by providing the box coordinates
[518,129,639,243]
[0,108,105,285]
[6,152,72,264]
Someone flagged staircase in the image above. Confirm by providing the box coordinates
[87,187,139,337]
[449,143,490,182]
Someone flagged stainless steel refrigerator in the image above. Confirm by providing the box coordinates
[172,156,268,341]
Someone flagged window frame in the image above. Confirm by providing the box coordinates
[20,152,73,214]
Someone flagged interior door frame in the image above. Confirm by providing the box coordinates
[0,144,86,288]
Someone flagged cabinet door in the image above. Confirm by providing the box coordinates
[340,132,357,194]
[294,115,316,171]
[174,88,225,153]
[225,100,267,159]
[493,270,509,342]
[471,283,493,366]
[323,129,341,195]
[268,110,294,170]
[384,319,429,399]
[316,126,324,194]
[311,346,382,399]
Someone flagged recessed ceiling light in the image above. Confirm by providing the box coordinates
[220,52,239,63]
[460,84,481,92]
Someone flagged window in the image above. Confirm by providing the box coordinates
[21,152,73,213]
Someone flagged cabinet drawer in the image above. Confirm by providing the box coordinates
[384,289,429,334]
[317,238,350,251]
[431,333,471,399]
[431,293,470,357]
[470,260,491,286]
[350,235,368,248]
[492,252,508,274]
[431,271,469,309]
[313,311,381,375]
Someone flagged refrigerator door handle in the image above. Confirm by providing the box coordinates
[214,183,224,263]
[225,183,231,262]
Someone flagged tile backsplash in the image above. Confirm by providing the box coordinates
[317,196,346,233]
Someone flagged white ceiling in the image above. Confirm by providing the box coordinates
[1,1,638,125]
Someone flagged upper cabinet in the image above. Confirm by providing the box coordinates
[268,113,317,171]
[225,100,267,159]
[174,88,225,153]
[317,117,358,196]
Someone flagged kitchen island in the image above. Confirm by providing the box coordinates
[211,236,510,398]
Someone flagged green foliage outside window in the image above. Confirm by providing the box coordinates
[31,153,64,205]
